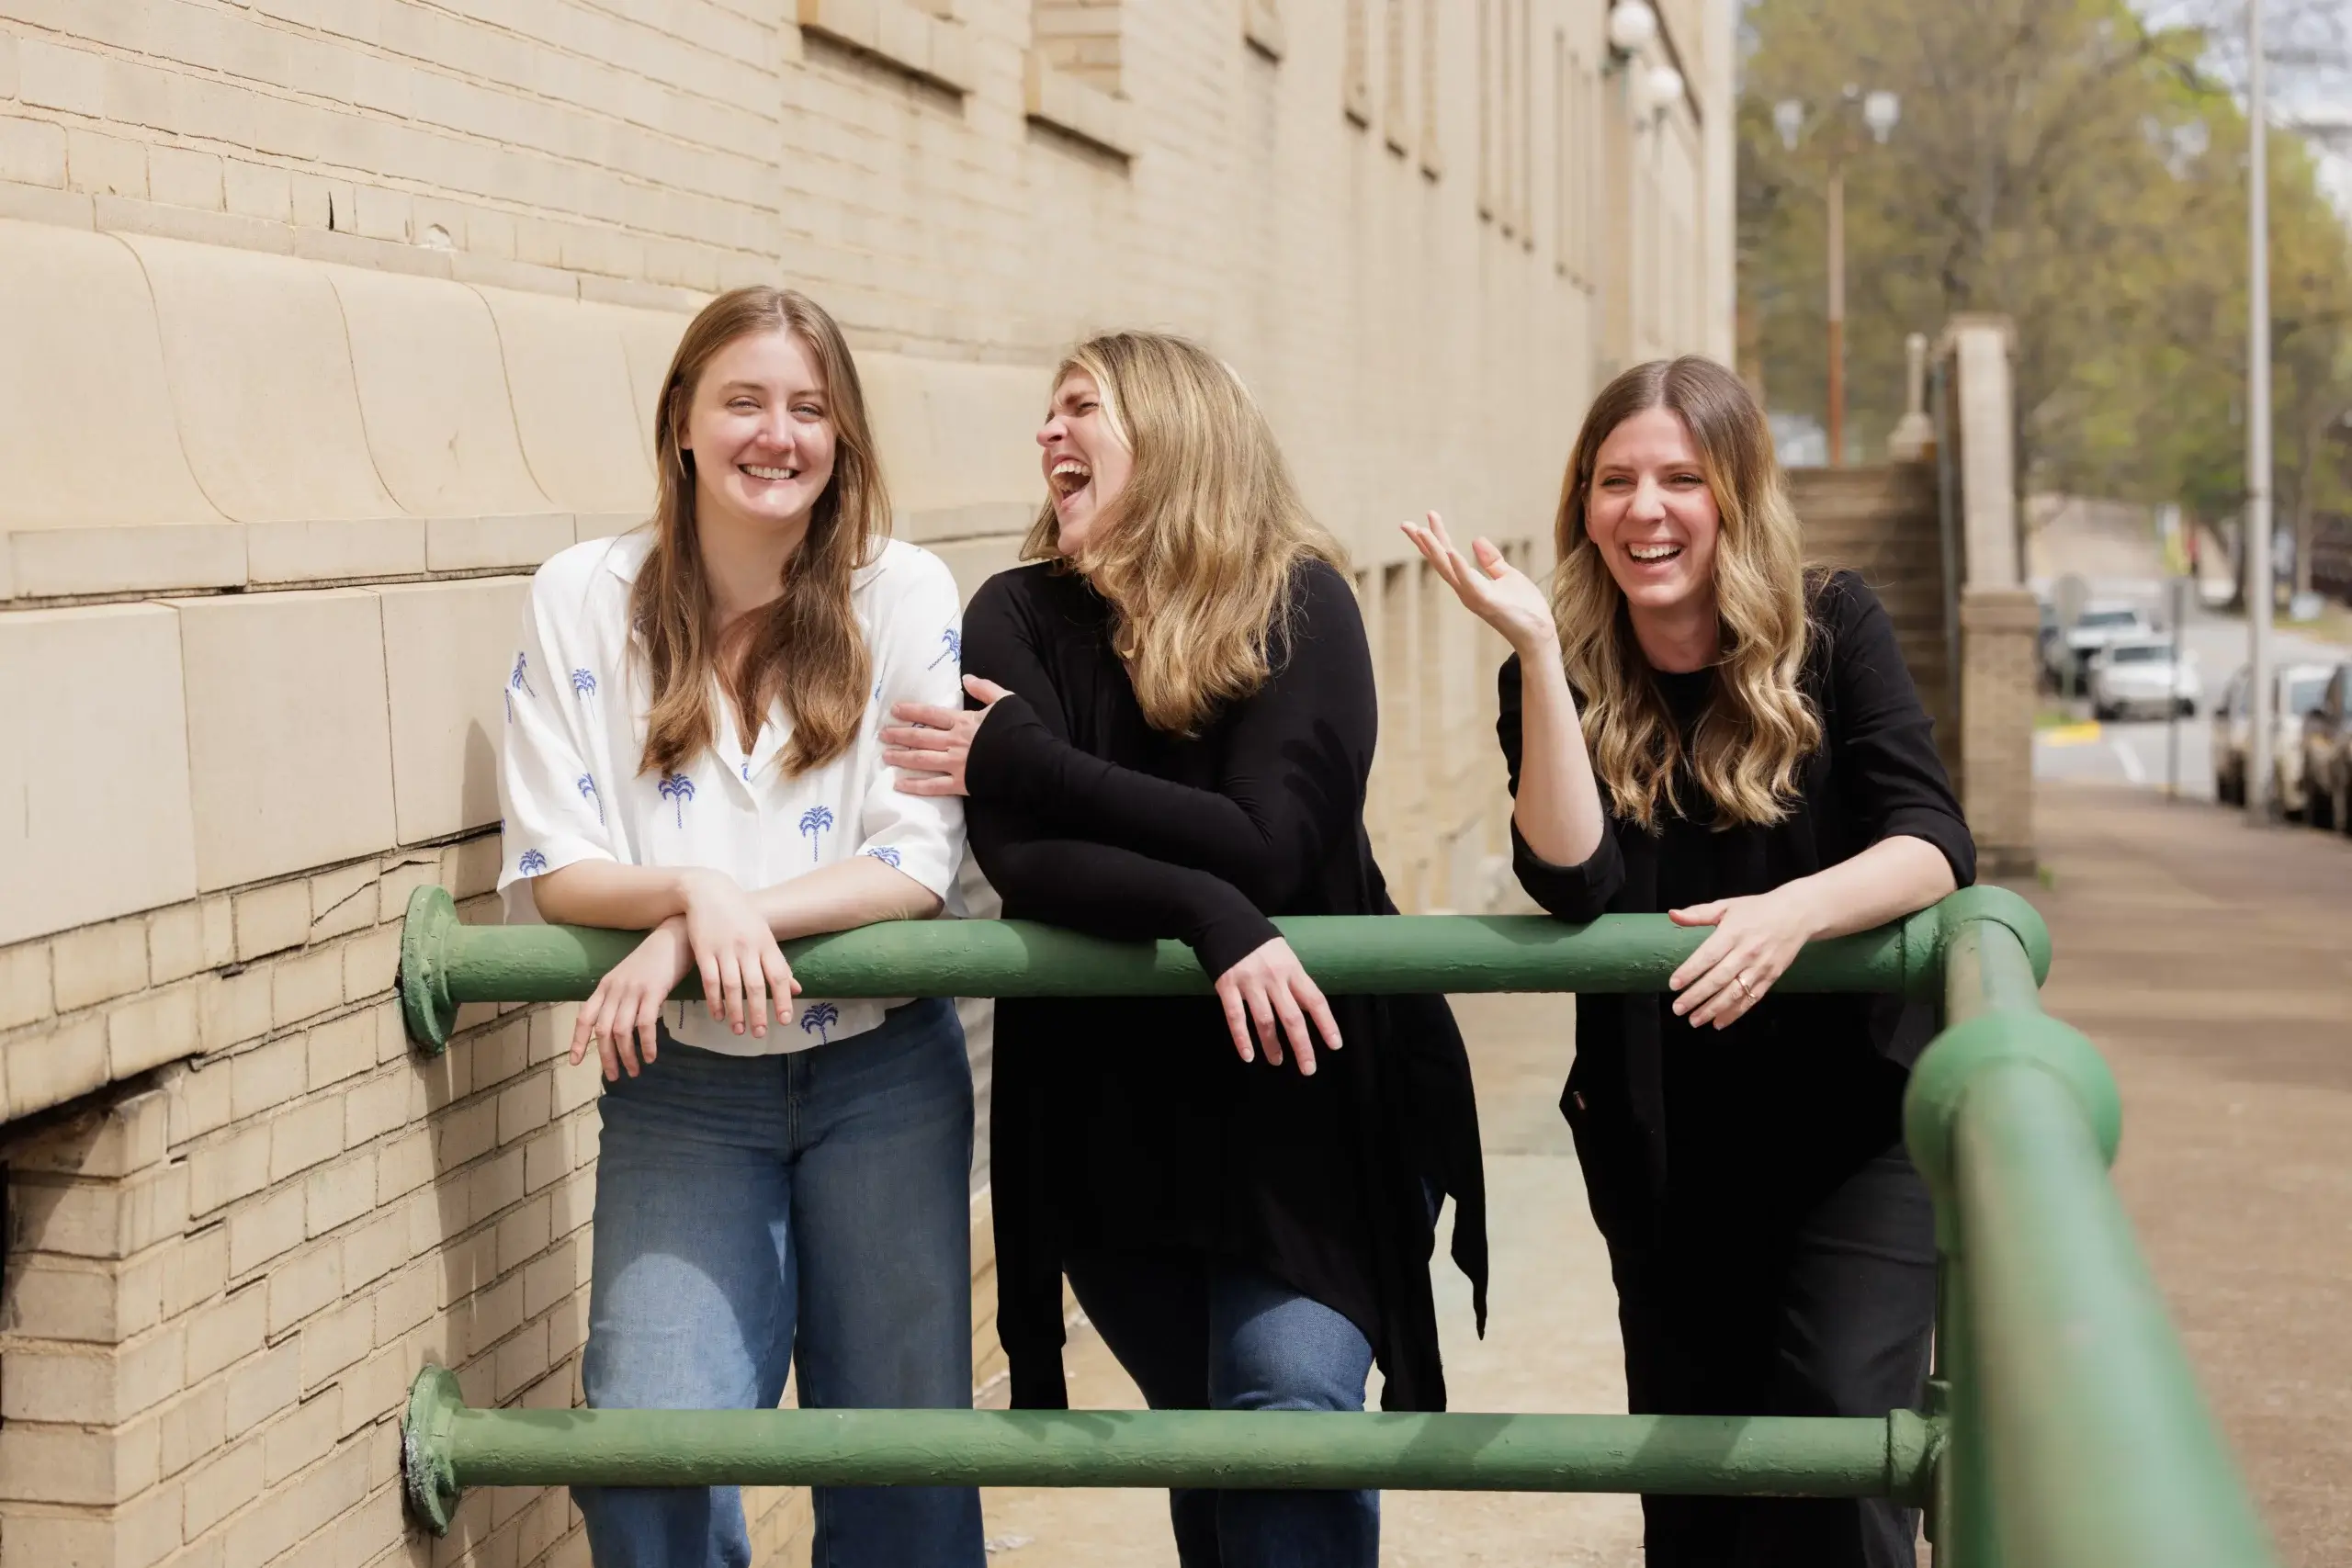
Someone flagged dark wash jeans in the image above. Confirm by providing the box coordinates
[1064,1249,1379,1568]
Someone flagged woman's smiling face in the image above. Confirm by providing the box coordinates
[1585,405,1722,616]
[679,327,838,537]
[1036,367,1134,558]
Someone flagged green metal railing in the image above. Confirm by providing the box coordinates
[393,884,2275,1565]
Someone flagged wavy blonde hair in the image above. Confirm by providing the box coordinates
[1550,355,1821,830]
[632,287,887,780]
[1022,333,1342,735]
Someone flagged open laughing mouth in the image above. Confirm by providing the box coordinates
[741,463,799,483]
[1626,542,1684,565]
[1050,457,1091,503]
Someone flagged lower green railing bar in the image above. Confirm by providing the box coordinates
[397,884,2049,1050]
[401,1366,1938,1534]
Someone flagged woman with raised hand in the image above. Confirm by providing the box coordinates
[883,332,1486,1568]
[1405,355,1973,1568]
[496,286,983,1568]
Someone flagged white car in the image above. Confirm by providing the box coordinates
[2087,637,2201,720]
[2212,661,2335,810]
[2051,602,2154,690]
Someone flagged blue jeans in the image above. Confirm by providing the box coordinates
[1065,1251,1378,1568]
[576,997,985,1568]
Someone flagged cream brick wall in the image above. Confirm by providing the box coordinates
[0,2,1731,1563]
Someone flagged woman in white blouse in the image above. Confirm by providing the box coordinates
[497,286,983,1567]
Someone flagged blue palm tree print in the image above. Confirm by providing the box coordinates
[863,846,902,868]
[800,1002,839,1044]
[576,773,602,825]
[516,848,548,875]
[658,772,695,829]
[504,652,537,724]
[797,806,834,861]
[571,667,597,699]
[929,627,962,669]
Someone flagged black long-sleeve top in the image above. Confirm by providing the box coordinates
[962,559,1487,1413]
[1500,570,1976,1249]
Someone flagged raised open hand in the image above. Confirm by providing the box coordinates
[1400,511,1558,655]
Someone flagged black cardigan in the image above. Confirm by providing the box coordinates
[1500,570,1976,1247]
[962,559,1487,1412]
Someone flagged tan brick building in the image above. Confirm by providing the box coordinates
[0,2,1732,1562]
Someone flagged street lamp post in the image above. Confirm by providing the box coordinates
[1777,88,1900,467]
[2245,0,2276,821]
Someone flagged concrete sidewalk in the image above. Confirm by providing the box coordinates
[2026,783,2352,1568]
[976,991,1645,1567]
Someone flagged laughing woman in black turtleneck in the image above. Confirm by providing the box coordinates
[880,332,1485,1568]
[1406,355,1974,1568]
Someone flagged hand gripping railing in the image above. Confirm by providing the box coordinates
[393,885,2276,1566]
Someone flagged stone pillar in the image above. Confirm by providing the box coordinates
[1887,332,1933,461]
[1937,313,2036,877]
[1940,315,2022,589]
[1960,588,2041,878]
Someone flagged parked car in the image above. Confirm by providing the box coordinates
[2297,663,2352,831]
[2212,660,2335,810]
[2049,601,2154,692]
[2087,637,2201,721]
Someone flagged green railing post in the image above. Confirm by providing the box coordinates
[1905,914,2274,1568]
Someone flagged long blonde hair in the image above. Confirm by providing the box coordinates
[1022,333,1342,735]
[631,287,887,779]
[1551,356,1821,829]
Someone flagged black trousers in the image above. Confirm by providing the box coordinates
[1608,1148,1938,1568]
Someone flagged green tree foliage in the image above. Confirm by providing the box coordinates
[1739,0,2352,551]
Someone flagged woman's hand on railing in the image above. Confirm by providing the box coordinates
[571,916,689,1080]
[1666,885,1821,1030]
[1215,937,1343,1077]
[885,675,1012,797]
[1401,512,1559,658]
[681,872,800,1043]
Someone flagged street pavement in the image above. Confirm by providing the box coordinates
[2032,581,2348,801]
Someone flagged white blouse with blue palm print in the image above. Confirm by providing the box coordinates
[496,529,967,1056]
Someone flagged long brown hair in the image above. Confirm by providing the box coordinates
[1021,333,1341,735]
[1550,355,1820,829]
[631,287,888,779]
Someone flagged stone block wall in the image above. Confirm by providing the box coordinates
[1960,587,2041,879]
[0,3,1736,1564]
